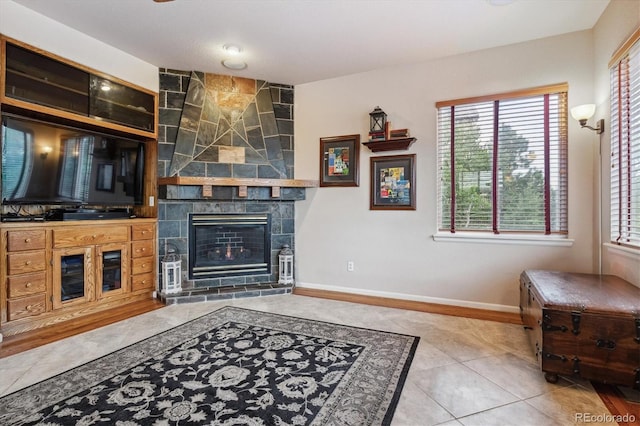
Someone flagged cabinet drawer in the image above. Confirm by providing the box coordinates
[132,224,155,241]
[132,256,154,275]
[132,272,155,292]
[132,240,154,258]
[7,294,46,320]
[7,230,46,252]
[7,251,46,275]
[53,225,129,248]
[8,271,46,298]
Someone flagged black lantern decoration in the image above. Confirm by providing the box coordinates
[369,106,387,134]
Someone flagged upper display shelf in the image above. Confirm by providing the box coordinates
[1,36,158,139]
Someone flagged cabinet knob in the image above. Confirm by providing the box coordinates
[141,280,146,284]
[26,282,32,288]
[26,305,33,311]
[92,235,97,239]
[25,238,31,243]
[25,260,31,265]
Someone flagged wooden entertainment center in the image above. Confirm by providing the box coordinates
[0,35,159,339]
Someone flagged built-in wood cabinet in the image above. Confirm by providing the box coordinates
[0,219,157,338]
[1,35,157,138]
[131,224,155,292]
[0,34,159,220]
[5,229,48,322]
[51,224,131,308]
[0,36,160,338]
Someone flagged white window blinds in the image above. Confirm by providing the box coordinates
[610,34,640,249]
[436,85,568,234]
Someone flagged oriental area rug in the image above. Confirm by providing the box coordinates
[0,307,419,426]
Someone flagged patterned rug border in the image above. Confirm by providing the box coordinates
[0,306,420,425]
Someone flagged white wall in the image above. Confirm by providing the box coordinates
[295,31,598,312]
[594,0,640,286]
[0,1,158,92]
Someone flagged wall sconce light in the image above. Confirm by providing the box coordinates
[571,104,604,134]
[40,146,52,159]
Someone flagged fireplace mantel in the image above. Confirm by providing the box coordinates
[158,176,318,198]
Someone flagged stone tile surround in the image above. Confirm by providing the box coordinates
[157,69,299,301]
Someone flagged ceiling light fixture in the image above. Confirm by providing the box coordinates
[222,59,247,70]
[223,44,242,55]
[221,44,246,70]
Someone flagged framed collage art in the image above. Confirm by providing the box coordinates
[370,154,416,210]
[319,134,360,187]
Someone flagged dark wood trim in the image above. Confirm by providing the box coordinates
[292,287,522,324]
[0,298,165,358]
[362,137,416,152]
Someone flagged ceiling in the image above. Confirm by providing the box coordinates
[10,0,610,85]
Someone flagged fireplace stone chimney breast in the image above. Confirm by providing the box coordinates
[157,69,300,302]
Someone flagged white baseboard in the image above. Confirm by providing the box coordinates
[294,281,520,314]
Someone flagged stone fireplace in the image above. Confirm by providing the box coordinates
[157,69,310,303]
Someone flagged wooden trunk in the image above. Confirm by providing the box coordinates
[520,270,640,389]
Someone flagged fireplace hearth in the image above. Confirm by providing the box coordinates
[189,213,271,279]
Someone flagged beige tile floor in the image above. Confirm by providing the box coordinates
[0,294,628,425]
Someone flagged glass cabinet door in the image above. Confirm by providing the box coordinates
[96,243,129,299]
[5,42,89,115]
[53,246,94,309]
[89,75,155,132]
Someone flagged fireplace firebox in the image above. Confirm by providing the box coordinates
[188,213,271,279]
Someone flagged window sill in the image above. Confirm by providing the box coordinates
[603,242,640,260]
[432,232,574,247]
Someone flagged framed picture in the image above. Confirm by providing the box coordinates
[370,154,416,210]
[319,134,360,187]
[96,163,115,192]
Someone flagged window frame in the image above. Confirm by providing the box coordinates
[435,83,569,242]
[609,28,640,250]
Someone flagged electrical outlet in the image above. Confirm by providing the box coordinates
[347,261,354,272]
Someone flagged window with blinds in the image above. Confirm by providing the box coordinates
[610,31,640,249]
[436,84,568,234]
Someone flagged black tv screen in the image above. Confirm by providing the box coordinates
[1,114,145,206]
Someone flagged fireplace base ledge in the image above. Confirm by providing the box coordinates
[158,282,293,305]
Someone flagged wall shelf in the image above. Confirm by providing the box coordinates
[362,137,416,152]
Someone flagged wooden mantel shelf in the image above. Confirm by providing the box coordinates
[158,176,318,198]
[158,176,318,187]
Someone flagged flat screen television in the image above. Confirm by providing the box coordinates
[1,114,145,207]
